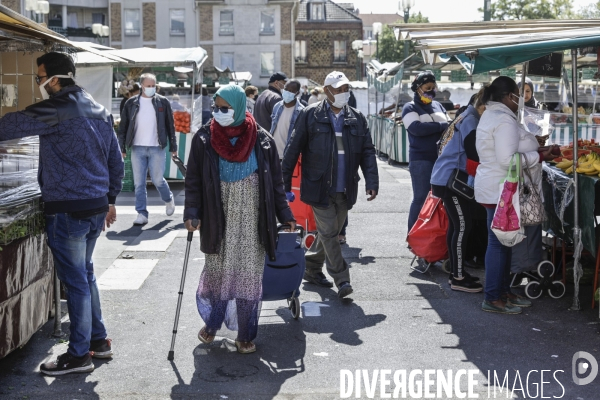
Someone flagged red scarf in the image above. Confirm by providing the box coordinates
[210,112,257,162]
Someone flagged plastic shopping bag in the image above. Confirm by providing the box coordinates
[491,154,526,247]
[407,191,449,263]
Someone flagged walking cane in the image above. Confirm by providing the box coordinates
[168,219,199,361]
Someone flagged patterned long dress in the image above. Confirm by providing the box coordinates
[196,172,266,342]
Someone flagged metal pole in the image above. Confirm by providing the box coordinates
[376,33,379,60]
[571,48,582,311]
[519,62,529,123]
[403,7,410,61]
[52,268,64,337]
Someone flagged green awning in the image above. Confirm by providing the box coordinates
[468,35,600,74]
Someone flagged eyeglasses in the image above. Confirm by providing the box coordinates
[213,106,232,113]
[35,75,48,85]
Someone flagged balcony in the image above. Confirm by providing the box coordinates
[48,25,97,39]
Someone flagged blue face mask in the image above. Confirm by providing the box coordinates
[212,109,235,126]
[282,89,297,104]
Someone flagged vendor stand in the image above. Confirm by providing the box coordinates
[394,20,600,312]
[0,5,124,358]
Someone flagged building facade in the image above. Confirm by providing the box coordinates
[196,0,297,88]
[108,0,198,49]
[295,0,362,85]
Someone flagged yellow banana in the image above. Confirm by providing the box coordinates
[565,166,574,174]
[556,160,574,169]
[593,161,600,172]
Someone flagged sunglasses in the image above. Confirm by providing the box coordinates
[35,75,48,85]
[213,106,233,113]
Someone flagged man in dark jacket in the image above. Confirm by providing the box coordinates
[254,71,287,131]
[0,52,124,375]
[282,71,379,298]
[118,73,178,226]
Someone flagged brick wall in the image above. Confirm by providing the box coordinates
[199,5,213,41]
[203,45,213,71]
[110,2,122,42]
[1,0,20,13]
[142,2,156,42]
[281,44,292,77]
[280,4,292,41]
[295,25,362,82]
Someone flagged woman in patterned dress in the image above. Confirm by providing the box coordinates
[184,85,295,353]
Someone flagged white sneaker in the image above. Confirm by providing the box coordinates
[166,198,175,216]
[133,213,148,226]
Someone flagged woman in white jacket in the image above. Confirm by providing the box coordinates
[475,77,555,315]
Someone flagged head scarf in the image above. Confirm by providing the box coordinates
[213,85,247,127]
[518,77,537,108]
[411,70,436,92]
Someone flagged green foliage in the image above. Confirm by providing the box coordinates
[576,0,600,18]
[376,13,429,64]
[479,0,574,20]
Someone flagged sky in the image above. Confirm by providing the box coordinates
[349,0,595,22]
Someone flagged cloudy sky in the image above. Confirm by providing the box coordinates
[349,0,595,22]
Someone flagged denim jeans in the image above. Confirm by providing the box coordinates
[45,212,107,358]
[484,207,513,301]
[408,160,435,233]
[131,145,173,218]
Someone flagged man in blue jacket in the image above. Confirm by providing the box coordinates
[0,52,124,376]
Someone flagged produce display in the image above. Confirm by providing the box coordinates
[173,111,191,134]
[555,152,600,176]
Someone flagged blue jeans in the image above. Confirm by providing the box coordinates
[484,207,513,301]
[45,212,107,358]
[131,145,173,218]
[408,160,434,233]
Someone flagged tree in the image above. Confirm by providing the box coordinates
[376,13,429,63]
[576,1,600,18]
[479,0,574,20]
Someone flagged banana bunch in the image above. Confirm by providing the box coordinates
[575,152,600,175]
[556,159,573,171]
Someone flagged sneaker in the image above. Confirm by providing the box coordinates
[448,272,481,285]
[338,282,353,298]
[303,271,334,288]
[338,235,346,245]
[503,293,532,308]
[451,277,483,293]
[133,213,148,226]
[40,352,94,376]
[410,258,430,274]
[89,338,113,359]
[481,300,522,314]
[166,198,175,216]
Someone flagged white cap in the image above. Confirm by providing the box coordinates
[324,71,350,89]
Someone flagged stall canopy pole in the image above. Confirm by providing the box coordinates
[571,47,583,311]
[519,62,529,123]
[191,63,197,122]
[52,270,64,337]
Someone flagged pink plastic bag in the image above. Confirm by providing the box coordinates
[491,155,525,247]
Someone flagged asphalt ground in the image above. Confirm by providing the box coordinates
[0,157,599,400]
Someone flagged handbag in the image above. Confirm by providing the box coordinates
[491,154,526,247]
[406,191,449,264]
[444,118,475,201]
[519,154,546,226]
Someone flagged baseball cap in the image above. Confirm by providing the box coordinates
[324,71,350,88]
[269,72,288,83]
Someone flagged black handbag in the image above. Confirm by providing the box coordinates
[444,120,475,201]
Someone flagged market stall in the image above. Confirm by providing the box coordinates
[394,20,600,311]
[0,4,111,358]
[103,47,208,180]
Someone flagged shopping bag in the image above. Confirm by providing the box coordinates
[519,154,546,226]
[407,191,449,263]
[491,155,526,247]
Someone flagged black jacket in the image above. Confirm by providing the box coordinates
[118,94,177,152]
[254,86,282,131]
[281,100,379,209]
[183,124,295,261]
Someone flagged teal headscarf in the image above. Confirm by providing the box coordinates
[213,85,247,127]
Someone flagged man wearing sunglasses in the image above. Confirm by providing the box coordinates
[0,52,124,375]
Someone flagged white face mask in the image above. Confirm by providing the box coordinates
[213,109,235,126]
[39,73,74,100]
[327,88,350,108]
[282,89,297,104]
[143,86,156,97]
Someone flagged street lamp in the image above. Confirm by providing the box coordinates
[26,0,49,24]
[372,22,382,61]
[400,0,415,60]
[352,40,364,80]
[92,24,110,45]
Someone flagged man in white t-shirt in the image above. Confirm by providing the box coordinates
[270,79,305,160]
[118,73,178,226]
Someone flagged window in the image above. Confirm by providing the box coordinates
[124,9,140,36]
[92,13,105,25]
[295,40,307,63]
[364,28,372,40]
[170,9,185,35]
[220,53,234,70]
[334,40,347,62]
[260,11,275,35]
[260,52,275,76]
[220,10,234,35]
[310,3,324,20]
